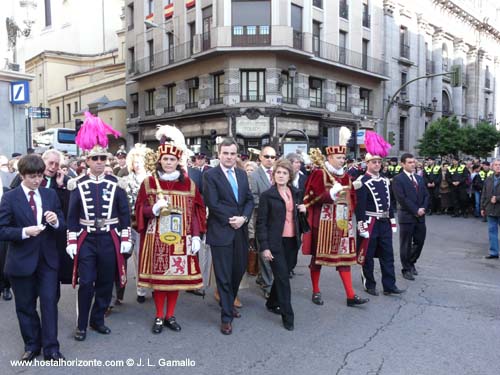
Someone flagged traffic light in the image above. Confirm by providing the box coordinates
[388,131,395,146]
[451,65,462,87]
[75,119,83,133]
[210,129,217,145]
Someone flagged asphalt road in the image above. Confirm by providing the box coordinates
[1,214,499,375]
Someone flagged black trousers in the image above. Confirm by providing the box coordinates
[399,222,427,273]
[427,187,440,213]
[450,186,468,214]
[0,241,10,290]
[10,254,59,355]
[77,234,116,330]
[211,229,248,323]
[267,237,296,324]
[361,220,396,292]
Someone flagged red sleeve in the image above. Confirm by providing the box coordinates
[303,169,333,207]
[135,177,155,234]
[192,184,207,235]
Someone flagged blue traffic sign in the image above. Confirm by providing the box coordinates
[9,81,30,104]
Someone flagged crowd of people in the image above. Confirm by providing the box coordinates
[0,119,497,363]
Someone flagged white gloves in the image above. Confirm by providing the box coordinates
[358,221,369,239]
[390,218,397,233]
[66,244,77,259]
[329,183,344,201]
[152,199,168,216]
[120,241,133,254]
[191,236,201,255]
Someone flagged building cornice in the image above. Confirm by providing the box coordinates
[0,70,34,82]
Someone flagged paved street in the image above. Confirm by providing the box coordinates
[1,214,499,375]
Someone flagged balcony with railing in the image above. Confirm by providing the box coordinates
[163,106,175,113]
[210,97,224,105]
[134,41,192,75]
[360,108,373,116]
[400,44,410,59]
[282,96,297,105]
[310,101,326,109]
[362,13,370,28]
[232,25,271,47]
[201,31,211,52]
[240,94,265,102]
[130,112,138,118]
[145,109,155,116]
[185,102,198,109]
[293,31,303,50]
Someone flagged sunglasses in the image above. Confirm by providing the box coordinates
[262,155,276,159]
[91,156,107,162]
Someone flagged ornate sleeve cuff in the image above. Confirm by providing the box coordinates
[67,231,77,246]
[120,227,131,242]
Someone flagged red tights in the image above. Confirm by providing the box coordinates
[153,290,179,318]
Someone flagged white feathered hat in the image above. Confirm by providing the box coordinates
[155,124,188,166]
[325,126,351,156]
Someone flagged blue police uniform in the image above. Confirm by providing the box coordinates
[355,173,398,293]
[67,173,131,332]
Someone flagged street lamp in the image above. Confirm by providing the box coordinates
[432,97,438,111]
[144,20,179,43]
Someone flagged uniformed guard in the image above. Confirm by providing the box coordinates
[446,156,470,218]
[423,157,442,215]
[66,112,132,342]
[356,132,404,296]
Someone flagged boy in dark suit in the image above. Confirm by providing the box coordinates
[0,154,65,361]
[393,153,429,280]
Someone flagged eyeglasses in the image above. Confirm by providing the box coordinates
[370,160,383,164]
[262,155,276,159]
[90,156,107,162]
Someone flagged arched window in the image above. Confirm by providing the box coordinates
[442,90,451,115]
[442,43,448,71]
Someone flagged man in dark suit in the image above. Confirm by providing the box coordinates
[0,154,65,361]
[203,138,254,335]
[393,153,429,280]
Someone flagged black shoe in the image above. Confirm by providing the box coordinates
[163,316,181,331]
[485,255,499,259]
[21,350,40,362]
[186,289,205,297]
[347,295,369,307]
[266,304,281,315]
[44,352,65,361]
[283,321,294,331]
[2,288,12,301]
[383,288,405,295]
[152,318,163,334]
[90,323,111,334]
[411,266,418,276]
[232,308,242,318]
[312,292,324,305]
[137,295,146,303]
[74,329,86,341]
[402,271,415,281]
[365,288,379,296]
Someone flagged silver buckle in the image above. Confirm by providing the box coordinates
[95,219,106,228]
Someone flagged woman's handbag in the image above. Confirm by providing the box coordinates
[246,243,259,276]
[298,211,311,234]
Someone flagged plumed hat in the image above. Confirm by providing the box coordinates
[155,125,187,165]
[325,126,351,156]
[75,112,121,157]
[364,131,391,162]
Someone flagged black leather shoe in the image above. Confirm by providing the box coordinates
[152,318,163,334]
[44,352,65,361]
[186,289,206,297]
[383,288,405,295]
[137,295,146,303]
[90,323,111,334]
[402,271,415,281]
[163,316,181,331]
[411,266,419,276]
[266,305,281,315]
[365,288,379,296]
[232,308,242,318]
[2,288,12,301]
[347,295,369,307]
[220,322,232,335]
[485,255,499,259]
[21,350,40,362]
[74,329,86,341]
[283,321,294,331]
[312,292,324,305]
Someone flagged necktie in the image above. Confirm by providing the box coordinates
[227,169,239,202]
[28,191,37,222]
[40,177,48,187]
[266,169,273,183]
[411,175,418,191]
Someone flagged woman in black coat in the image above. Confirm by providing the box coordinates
[256,159,306,331]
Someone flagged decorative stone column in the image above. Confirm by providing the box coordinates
[226,68,240,106]
[266,68,281,106]
[199,74,211,109]
[348,84,360,116]
[431,28,445,121]
[324,79,336,112]
[295,73,309,109]
[452,39,467,118]
[155,86,167,115]
[175,80,187,112]
[465,48,478,123]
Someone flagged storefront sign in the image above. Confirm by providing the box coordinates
[236,116,269,137]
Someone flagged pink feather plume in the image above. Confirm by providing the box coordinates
[364,131,391,158]
[75,112,121,150]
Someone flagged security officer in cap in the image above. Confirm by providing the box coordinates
[446,156,470,217]
[423,157,441,215]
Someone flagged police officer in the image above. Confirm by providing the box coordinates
[446,157,470,218]
[423,157,442,215]
[387,157,402,208]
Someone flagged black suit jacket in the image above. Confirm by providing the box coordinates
[0,186,65,277]
[393,173,430,224]
[256,185,302,253]
[188,167,203,195]
[203,165,254,247]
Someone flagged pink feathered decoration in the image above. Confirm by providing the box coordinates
[75,112,121,151]
[364,131,391,158]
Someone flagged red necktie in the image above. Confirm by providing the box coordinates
[266,169,273,183]
[411,175,418,191]
[28,191,37,222]
[40,177,48,187]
